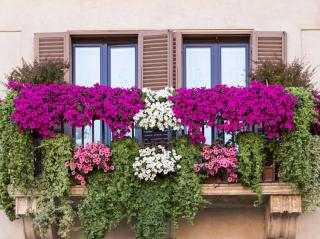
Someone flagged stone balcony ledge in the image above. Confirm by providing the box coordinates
[12,183,302,239]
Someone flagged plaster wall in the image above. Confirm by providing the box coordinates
[0,0,319,238]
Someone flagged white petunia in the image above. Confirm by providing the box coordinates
[133,145,182,181]
[134,87,183,131]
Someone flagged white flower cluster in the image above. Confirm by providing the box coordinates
[133,145,182,181]
[133,87,183,131]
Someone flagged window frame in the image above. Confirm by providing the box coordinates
[72,43,138,145]
[183,43,249,88]
[183,42,249,143]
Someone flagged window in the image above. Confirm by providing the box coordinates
[184,43,249,144]
[73,44,137,145]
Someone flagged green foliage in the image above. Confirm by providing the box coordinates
[79,137,140,239]
[79,136,203,239]
[33,134,73,238]
[276,87,320,209]
[302,135,320,209]
[0,90,35,220]
[8,59,69,84]
[171,136,204,226]
[237,133,267,203]
[251,59,315,91]
[129,136,204,239]
[130,178,172,239]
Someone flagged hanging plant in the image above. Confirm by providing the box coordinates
[67,143,114,186]
[134,87,183,131]
[129,136,204,239]
[78,137,140,239]
[237,132,267,204]
[9,82,144,139]
[275,87,320,210]
[194,144,238,182]
[33,134,74,238]
[0,90,35,220]
[169,81,298,143]
[133,145,182,181]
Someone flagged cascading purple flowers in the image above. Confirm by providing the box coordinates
[9,81,144,138]
[9,80,298,142]
[169,81,298,143]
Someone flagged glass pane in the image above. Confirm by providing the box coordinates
[75,127,82,145]
[83,125,92,145]
[204,126,212,145]
[74,47,101,144]
[74,47,101,86]
[221,47,247,87]
[93,120,101,143]
[185,47,211,88]
[110,47,136,88]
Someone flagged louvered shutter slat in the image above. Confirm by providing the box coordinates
[172,31,182,89]
[34,32,71,82]
[172,35,177,89]
[139,31,171,90]
[251,31,287,70]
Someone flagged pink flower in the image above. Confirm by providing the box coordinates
[66,143,114,185]
[195,144,238,183]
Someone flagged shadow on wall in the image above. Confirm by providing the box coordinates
[70,207,265,239]
[297,208,320,239]
[0,211,25,239]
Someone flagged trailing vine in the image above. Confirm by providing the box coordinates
[302,135,320,209]
[129,136,204,239]
[275,87,320,209]
[78,136,204,239]
[33,134,74,238]
[78,137,140,239]
[237,133,267,203]
[0,90,34,220]
[171,136,204,228]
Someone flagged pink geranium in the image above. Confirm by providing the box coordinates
[194,144,238,183]
[66,143,114,185]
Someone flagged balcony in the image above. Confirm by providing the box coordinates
[1,79,318,239]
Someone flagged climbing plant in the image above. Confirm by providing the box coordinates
[78,137,140,239]
[78,136,204,239]
[33,134,74,238]
[129,136,204,239]
[0,90,34,220]
[275,87,320,209]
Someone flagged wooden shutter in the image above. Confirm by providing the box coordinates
[34,32,71,82]
[172,31,183,89]
[138,30,172,90]
[251,31,287,70]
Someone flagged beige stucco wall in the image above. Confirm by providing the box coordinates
[0,0,320,238]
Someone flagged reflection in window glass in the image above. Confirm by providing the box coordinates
[185,47,212,143]
[109,46,136,143]
[185,47,211,88]
[110,47,136,88]
[221,46,247,143]
[221,47,247,87]
[74,47,101,144]
[74,47,101,86]
[94,120,101,143]
[204,125,212,145]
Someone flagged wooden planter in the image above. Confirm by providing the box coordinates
[263,165,275,182]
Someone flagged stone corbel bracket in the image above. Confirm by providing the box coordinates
[15,196,54,239]
[265,195,302,239]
